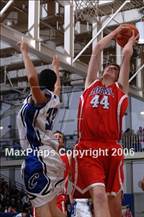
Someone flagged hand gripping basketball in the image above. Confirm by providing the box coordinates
[116,24,139,47]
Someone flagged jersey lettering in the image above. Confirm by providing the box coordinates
[28,173,39,190]
[90,95,109,109]
[45,108,58,130]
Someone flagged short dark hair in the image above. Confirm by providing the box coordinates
[53,130,65,141]
[104,63,120,81]
[104,63,120,71]
[38,69,57,91]
[54,130,64,137]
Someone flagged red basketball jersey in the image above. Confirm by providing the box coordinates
[78,80,128,143]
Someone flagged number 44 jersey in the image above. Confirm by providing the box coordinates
[78,80,128,142]
[17,89,60,150]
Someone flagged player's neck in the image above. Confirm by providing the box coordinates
[102,77,114,87]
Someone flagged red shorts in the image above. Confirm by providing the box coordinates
[71,141,124,197]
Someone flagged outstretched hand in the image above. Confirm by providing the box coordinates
[52,55,60,71]
[17,40,29,54]
[122,30,139,57]
[128,30,139,44]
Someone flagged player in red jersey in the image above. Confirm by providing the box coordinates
[54,131,71,215]
[72,24,139,217]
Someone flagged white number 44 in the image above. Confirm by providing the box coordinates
[90,95,109,109]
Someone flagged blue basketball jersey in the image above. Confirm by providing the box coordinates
[17,89,60,150]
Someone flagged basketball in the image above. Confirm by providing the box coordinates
[116,24,139,47]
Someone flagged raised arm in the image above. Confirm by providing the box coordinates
[118,32,139,93]
[52,55,61,96]
[85,24,131,89]
[20,41,47,104]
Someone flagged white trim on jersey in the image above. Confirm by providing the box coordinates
[115,82,120,89]
[78,95,84,142]
[117,94,128,135]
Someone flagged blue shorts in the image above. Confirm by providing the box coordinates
[21,145,65,207]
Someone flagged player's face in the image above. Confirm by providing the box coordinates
[103,65,119,81]
[54,133,64,149]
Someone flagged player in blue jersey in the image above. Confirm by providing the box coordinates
[17,41,66,217]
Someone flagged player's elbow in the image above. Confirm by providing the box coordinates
[28,75,37,87]
[54,85,61,96]
[28,75,34,82]
[55,85,61,91]
[92,42,102,53]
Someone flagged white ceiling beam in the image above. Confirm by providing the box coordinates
[28,0,40,49]
[102,9,142,27]
[0,0,14,17]
[0,23,87,77]
[64,3,74,64]
[56,0,71,7]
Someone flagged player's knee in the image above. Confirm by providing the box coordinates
[95,192,107,204]
[91,189,107,204]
